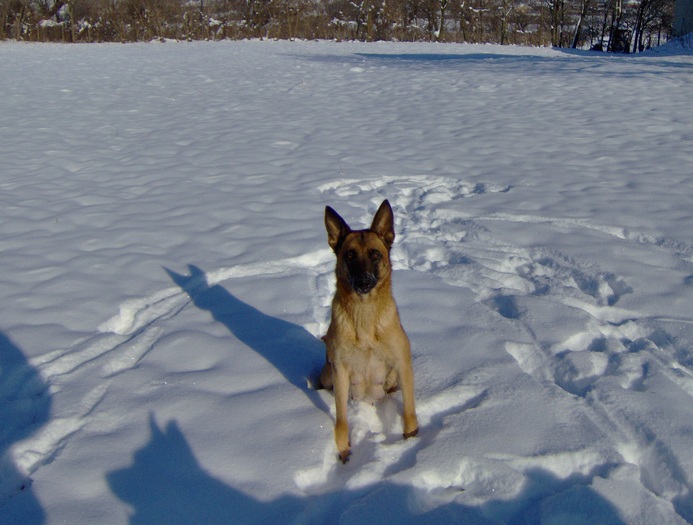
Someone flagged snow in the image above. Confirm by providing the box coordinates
[1,39,693,524]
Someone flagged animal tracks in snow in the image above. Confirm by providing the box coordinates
[20,173,693,515]
[317,173,693,509]
[319,175,633,310]
[294,382,488,494]
[319,174,693,390]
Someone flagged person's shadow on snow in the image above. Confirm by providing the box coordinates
[107,416,308,525]
[107,416,630,525]
[0,331,51,524]
[165,264,330,415]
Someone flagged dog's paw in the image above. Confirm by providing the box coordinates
[403,427,419,439]
[339,449,351,464]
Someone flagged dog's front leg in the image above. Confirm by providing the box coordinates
[398,363,419,439]
[333,362,351,463]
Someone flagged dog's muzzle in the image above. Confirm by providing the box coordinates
[350,273,378,295]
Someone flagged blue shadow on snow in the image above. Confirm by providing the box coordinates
[107,415,630,524]
[0,330,51,524]
[165,264,329,415]
[113,265,635,524]
[300,50,693,76]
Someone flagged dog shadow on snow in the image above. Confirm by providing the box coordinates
[165,264,329,414]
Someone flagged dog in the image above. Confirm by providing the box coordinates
[319,199,418,463]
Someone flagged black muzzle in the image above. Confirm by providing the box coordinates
[350,273,378,295]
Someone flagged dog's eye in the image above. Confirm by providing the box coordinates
[345,249,356,261]
[369,249,382,262]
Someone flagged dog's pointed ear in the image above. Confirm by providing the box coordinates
[371,200,395,248]
[325,206,351,252]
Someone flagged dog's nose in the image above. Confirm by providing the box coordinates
[351,274,377,295]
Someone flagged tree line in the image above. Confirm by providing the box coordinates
[1,0,675,52]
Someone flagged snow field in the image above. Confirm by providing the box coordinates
[1,38,693,523]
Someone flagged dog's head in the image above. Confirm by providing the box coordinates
[325,200,395,296]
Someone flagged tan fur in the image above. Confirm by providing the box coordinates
[319,200,418,463]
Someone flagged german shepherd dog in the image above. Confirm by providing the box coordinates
[319,200,418,463]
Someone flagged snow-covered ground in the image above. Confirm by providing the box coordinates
[1,38,693,524]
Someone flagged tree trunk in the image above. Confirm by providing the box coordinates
[439,0,448,40]
[571,0,590,48]
[632,0,647,52]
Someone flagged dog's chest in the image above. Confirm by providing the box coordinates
[329,297,401,402]
[341,342,392,402]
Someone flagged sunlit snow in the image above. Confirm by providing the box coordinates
[1,38,693,524]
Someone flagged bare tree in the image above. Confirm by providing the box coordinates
[0,0,676,46]
[571,0,591,47]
